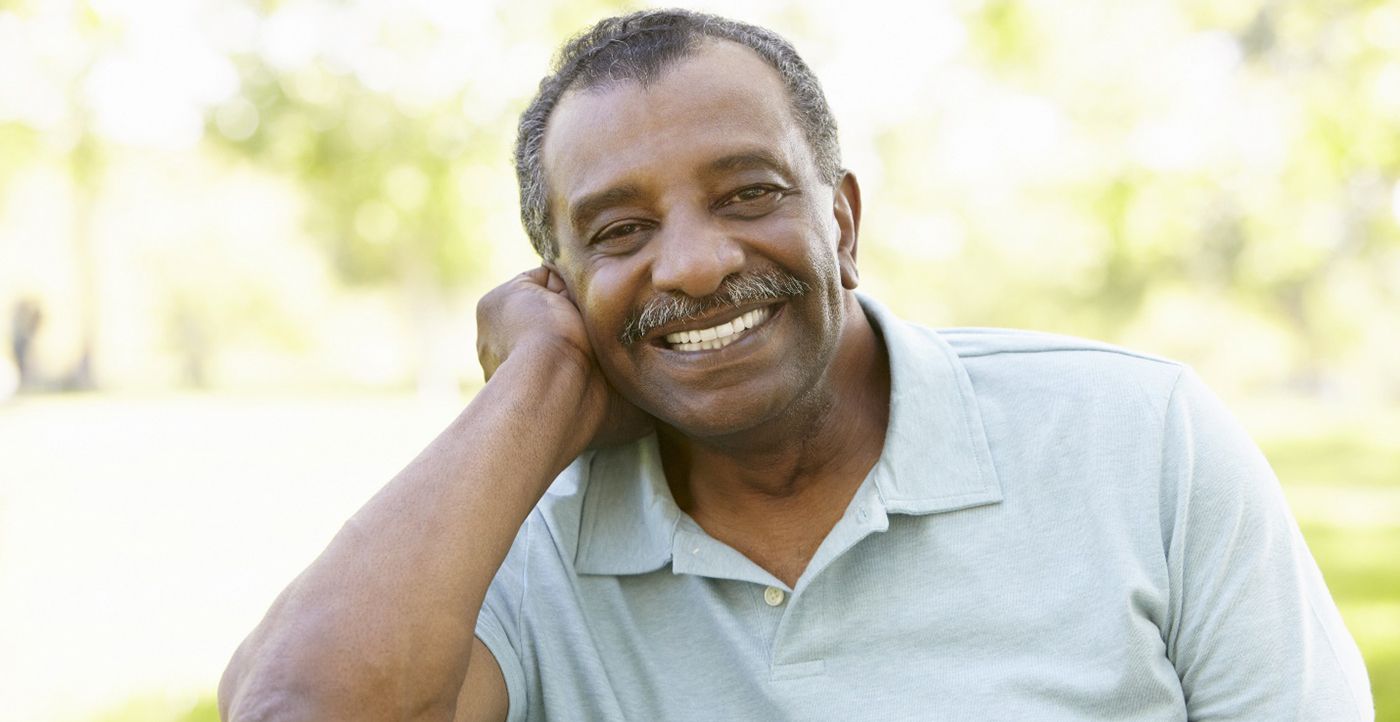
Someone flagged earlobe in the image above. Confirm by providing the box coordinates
[834,171,863,290]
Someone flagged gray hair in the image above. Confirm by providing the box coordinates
[514,8,843,260]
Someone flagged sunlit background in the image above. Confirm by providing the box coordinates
[1,0,1397,720]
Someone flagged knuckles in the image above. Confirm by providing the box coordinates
[474,267,592,381]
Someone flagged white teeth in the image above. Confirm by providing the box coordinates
[663,306,773,351]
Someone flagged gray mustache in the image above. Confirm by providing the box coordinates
[619,269,811,346]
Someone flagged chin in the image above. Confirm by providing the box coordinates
[645,383,800,442]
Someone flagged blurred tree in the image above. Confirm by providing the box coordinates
[205,0,635,390]
[863,0,1400,396]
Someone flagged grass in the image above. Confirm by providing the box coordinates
[80,697,218,722]
[1306,520,1400,717]
[1258,412,1400,719]
[7,395,1390,722]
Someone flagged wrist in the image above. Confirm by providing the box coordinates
[485,340,606,468]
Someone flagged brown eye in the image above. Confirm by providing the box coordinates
[717,185,789,215]
[725,185,782,206]
[597,222,644,241]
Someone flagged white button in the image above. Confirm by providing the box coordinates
[763,586,786,607]
[856,507,869,521]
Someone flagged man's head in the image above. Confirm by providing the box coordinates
[515,9,843,261]
[518,11,863,439]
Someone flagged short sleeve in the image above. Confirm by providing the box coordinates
[1159,367,1373,720]
[474,520,532,722]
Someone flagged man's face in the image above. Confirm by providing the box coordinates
[542,40,860,439]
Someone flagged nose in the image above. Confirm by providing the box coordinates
[648,210,746,298]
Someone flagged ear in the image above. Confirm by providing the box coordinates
[833,171,862,290]
[541,258,576,303]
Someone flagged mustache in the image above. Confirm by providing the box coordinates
[618,269,811,346]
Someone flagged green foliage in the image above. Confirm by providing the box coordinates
[209,58,487,288]
[0,121,40,190]
[861,0,1400,397]
[1265,435,1400,489]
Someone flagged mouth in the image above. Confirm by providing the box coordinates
[654,304,777,353]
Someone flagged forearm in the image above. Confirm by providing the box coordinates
[221,353,596,722]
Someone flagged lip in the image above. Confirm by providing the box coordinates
[650,302,786,363]
[644,301,783,348]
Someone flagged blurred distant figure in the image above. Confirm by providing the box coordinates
[10,298,44,391]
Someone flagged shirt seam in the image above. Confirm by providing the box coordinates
[1303,585,1370,717]
[516,517,533,721]
[1157,364,1187,661]
[953,346,1184,367]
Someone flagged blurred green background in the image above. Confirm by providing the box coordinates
[0,0,1396,720]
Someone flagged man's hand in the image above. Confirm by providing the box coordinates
[475,266,653,450]
[222,266,649,722]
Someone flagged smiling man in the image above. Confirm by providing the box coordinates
[219,10,1372,722]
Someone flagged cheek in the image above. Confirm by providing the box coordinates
[575,262,640,349]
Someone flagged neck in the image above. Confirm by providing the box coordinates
[657,293,890,583]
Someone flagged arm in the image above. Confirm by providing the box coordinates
[1161,368,1373,720]
[219,268,644,722]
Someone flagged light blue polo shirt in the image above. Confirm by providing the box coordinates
[475,295,1372,721]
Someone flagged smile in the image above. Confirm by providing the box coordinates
[663,306,774,352]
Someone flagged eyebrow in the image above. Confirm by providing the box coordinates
[569,184,643,235]
[705,149,795,179]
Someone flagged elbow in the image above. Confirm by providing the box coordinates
[219,673,344,722]
[220,694,287,722]
[218,644,406,722]
[219,642,326,722]
[219,657,292,722]
[219,681,291,722]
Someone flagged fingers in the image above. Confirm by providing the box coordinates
[544,268,566,294]
[521,265,569,298]
[521,266,551,286]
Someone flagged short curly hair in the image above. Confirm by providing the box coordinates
[514,8,843,260]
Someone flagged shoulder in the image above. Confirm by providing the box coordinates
[937,326,1175,366]
[934,326,1185,421]
[861,296,1185,411]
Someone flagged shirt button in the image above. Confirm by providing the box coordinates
[856,507,869,521]
[763,586,786,607]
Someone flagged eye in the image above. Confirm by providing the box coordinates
[722,185,782,206]
[590,220,651,250]
[599,222,644,239]
[716,184,791,218]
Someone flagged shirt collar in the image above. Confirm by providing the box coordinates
[573,293,1003,576]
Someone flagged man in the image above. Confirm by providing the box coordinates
[219,9,1372,721]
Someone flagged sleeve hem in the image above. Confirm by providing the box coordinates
[475,622,527,722]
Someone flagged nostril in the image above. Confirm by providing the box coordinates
[649,231,747,297]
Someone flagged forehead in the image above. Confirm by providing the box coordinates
[541,41,810,223]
